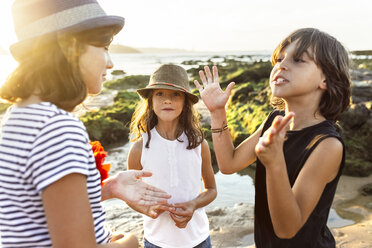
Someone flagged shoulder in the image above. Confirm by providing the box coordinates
[200,139,211,155]
[201,139,210,149]
[314,137,343,157]
[128,139,143,160]
[130,139,143,153]
[128,139,143,170]
[307,136,344,182]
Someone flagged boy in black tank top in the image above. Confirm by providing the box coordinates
[194,28,351,247]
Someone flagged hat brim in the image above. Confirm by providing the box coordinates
[137,84,199,104]
[10,15,124,60]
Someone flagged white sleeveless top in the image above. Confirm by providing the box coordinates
[140,128,210,248]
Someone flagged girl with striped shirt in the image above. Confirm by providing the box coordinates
[0,0,170,247]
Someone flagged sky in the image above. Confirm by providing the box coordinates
[0,0,371,53]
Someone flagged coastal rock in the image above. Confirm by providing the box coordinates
[361,183,372,196]
[340,103,370,129]
[350,69,372,81]
[351,85,372,103]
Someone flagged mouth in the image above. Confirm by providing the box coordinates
[272,75,289,86]
[162,108,174,111]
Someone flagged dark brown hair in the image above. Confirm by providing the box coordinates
[271,28,351,122]
[130,91,204,149]
[0,26,115,112]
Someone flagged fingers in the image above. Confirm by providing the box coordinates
[145,184,171,197]
[199,70,208,88]
[194,80,202,91]
[133,170,152,178]
[225,82,235,96]
[139,191,171,205]
[204,66,213,82]
[255,112,295,154]
[169,213,189,228]
[212,65,219,82]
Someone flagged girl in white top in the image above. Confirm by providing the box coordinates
[128,64,217,248]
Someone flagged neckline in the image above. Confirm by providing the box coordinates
[153,127,184,142]
[14,101,52,109]
[287,120,331,134]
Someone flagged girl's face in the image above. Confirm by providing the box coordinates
[270,41,327,101]
[79,45,113,94]
[152,89,185,123]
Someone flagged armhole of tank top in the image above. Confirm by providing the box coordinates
[261,110,282,135]
[296,134,345,181]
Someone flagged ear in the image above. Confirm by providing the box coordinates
[319,79,327,90]
[319,73,327,90]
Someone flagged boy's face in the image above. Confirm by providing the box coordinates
[270,40,327,102]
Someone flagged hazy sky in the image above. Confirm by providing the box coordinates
[0,0,371,52]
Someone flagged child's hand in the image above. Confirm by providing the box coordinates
[194,66,235,113]
[145,204,174,219]
[168,201,197,228]
[103,170,171,205]
[255,113,294,169]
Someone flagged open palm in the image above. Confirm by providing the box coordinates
[194,66,235,112]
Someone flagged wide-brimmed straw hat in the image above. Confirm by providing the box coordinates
[137,64,199,104]
[10,0,125,59]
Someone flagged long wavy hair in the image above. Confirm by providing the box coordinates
[130,90,204,149]
[0,26,116,112]
[271,28,351,122]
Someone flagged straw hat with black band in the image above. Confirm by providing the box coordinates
[10,0,124,60]
[137,64,199,104]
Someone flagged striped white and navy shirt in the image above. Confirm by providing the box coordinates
[0,102,110,247]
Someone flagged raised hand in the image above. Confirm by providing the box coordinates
[255,112,294,168]
[194,66,235,113]
[168,201,197,228]
[102,170,171,205]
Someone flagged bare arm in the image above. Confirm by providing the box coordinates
[194,66,262,174]
[255,114,343,238]
[169,140,217,228]
[43,174,139,248]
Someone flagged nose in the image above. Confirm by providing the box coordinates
[277,57,288,71]
[106,53,113,69]
[163,94,172,103]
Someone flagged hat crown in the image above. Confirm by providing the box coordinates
[149,64,190,90]
[137,64,199,104]
[12,0,104,41]
[10,0,124,60]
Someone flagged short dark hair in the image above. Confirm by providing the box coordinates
[0,26,116,112]
[271,28,351,122]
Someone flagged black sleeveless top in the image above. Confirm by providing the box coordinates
[254,110,345,248]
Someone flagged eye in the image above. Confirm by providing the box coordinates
[155,91,163,96]
[173,92,181,97]
[274,57,283,64]
[293,58,305,63]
